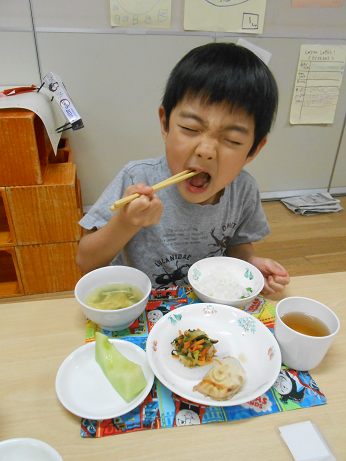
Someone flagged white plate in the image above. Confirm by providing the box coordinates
[56,339,154,420]
[146,303,281,406]
[0,438,63,461]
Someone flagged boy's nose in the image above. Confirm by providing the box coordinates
[195,136,217,160]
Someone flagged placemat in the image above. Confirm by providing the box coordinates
[81,286,327,438]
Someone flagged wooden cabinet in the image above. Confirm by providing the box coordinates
[0,108,83,297]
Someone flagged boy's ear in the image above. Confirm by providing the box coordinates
[159,105,168,142]
[245,137,267,165]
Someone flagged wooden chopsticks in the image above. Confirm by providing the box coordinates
[110,170,199,211]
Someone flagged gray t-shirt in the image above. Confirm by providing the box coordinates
[79,155,270,288]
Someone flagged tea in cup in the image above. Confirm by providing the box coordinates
[274,297,340,371]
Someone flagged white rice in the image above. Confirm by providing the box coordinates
[195,266,250,300]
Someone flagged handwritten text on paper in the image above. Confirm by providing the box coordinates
[290,45,346,124]
[110,0,171,29]
[184,0,267,34]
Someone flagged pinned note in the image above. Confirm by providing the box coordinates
[292,0,343,7]
[290,44,346,125]
[110,0,171,29]
[184,0,267,34]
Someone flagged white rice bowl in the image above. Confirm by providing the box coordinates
[188,257,264,308]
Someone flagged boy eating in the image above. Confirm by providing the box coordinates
[77,43,289,294]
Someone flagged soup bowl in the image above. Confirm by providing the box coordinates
[75,266,151,331]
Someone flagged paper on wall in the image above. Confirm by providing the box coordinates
[0,87,63,154]
[292,0,343,7]
[110,0,171,29]
[184,0,267,34]
[290,44,346,125]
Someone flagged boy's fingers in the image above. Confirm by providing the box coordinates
[268,280,286,293]
[262,275,287,294]
[126,193,151,212]
[124,192,163,227]
[272,274,290,285]
[123,183,153,199]
[261,279,276,295]
[265,259,288,277]
[268,275,286,292]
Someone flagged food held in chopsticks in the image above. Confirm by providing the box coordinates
[95,332,147,402]
[171,329,219,368]
[193,356,246,401]
[110,169,199,211]
[85,283,143,310]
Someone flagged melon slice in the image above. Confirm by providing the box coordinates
[95,332,147,402]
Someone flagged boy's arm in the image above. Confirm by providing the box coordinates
[76,183,163,274]
[226,243,290,294]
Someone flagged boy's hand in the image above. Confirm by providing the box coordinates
[118,183,163,228]
[249,257,290,295]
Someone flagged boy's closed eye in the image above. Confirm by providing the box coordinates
[179,125,199,133]
[224,138,242,146]
[179,125,243,145]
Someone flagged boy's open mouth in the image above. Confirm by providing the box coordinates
[187,172,211,188]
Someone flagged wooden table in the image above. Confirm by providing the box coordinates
[0,272,345,461]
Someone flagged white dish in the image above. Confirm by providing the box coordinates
[0,438,63,461]
[56,339,154,420]
[146,303,281,406]
[188,257,264,308]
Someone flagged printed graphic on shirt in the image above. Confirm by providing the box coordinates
[150,222,238,288]
[203,225,236,257]
[160,226,209,247]
[152,259,191,289]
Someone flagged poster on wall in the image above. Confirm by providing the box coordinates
[184,0,267,34]
[110,0,171,29]
[290,44,346,125]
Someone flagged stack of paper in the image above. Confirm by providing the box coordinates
[281,192,343,215]
[279,421,336,461]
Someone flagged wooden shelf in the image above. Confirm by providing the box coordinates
[0,111,83,297]
[6,164,83,245]
[0,108,52,186]
[48,146,73,165]
[0,188,16,246]
[15,242,82,295]
[0,248,24,298]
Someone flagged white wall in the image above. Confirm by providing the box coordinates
[0,0,345,206]
[0,1,39,85]
[330,118,346,191]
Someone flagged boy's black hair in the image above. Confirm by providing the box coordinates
[162,42,278,156]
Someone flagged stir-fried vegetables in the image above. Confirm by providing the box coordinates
[171,329,219,368]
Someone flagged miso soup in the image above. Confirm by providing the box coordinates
[85,283,144,310]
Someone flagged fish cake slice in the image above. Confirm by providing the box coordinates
[193,356,246,401]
